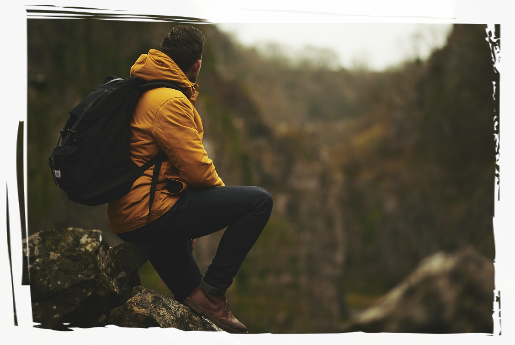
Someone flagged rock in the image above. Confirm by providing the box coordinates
[23,228,145,330]
[0,228,241,345]
[106,240,152,280]
[342,246,494,333]
[109,286,222,331]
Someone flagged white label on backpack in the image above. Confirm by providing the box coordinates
[54,170,61,178]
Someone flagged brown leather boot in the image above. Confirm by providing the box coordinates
[184,286,248,333]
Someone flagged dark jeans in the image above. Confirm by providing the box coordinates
[117,186,273,302]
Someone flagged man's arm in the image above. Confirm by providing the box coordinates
[152,97,224,188]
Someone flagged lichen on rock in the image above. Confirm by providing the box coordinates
[109,286,222,331]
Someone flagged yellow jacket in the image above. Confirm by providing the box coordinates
[107,49,224,234]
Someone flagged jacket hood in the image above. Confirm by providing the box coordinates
[130,49,199,101]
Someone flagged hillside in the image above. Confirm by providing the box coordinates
[201,24,496,331]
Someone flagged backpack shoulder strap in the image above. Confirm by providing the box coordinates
[143,151,166,230]
[139,80,184,94]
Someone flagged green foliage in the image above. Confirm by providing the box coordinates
[228,216,310,333]
[360,209,380,246]
[138,261,174,299]
[196,97,254,186]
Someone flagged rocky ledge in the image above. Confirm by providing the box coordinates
[22,227,221,331]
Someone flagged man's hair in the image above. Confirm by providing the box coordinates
[160,25,205,72]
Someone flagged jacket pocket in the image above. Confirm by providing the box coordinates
[165,178,188,194]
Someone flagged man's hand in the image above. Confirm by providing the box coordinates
[189,239,196,253]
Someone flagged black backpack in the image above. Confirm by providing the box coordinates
[48,75,183,211]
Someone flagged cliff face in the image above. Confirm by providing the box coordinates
[335,1,515,287]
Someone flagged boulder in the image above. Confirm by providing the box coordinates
[0,228,141,344]
[109,286,222,331]
[342,246,494,333]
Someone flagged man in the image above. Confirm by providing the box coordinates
[107,25,273,334]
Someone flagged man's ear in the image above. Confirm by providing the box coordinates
[185,59,202,82]
[192,59,202,73]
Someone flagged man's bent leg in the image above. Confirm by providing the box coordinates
[174,186,272,333]
[171,186,273,295]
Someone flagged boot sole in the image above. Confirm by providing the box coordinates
[184,297,248,334]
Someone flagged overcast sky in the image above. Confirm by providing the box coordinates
[208,0,462,72]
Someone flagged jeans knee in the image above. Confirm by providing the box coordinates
[254,187,273,213]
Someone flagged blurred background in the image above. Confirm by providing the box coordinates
[26,20,496,333]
